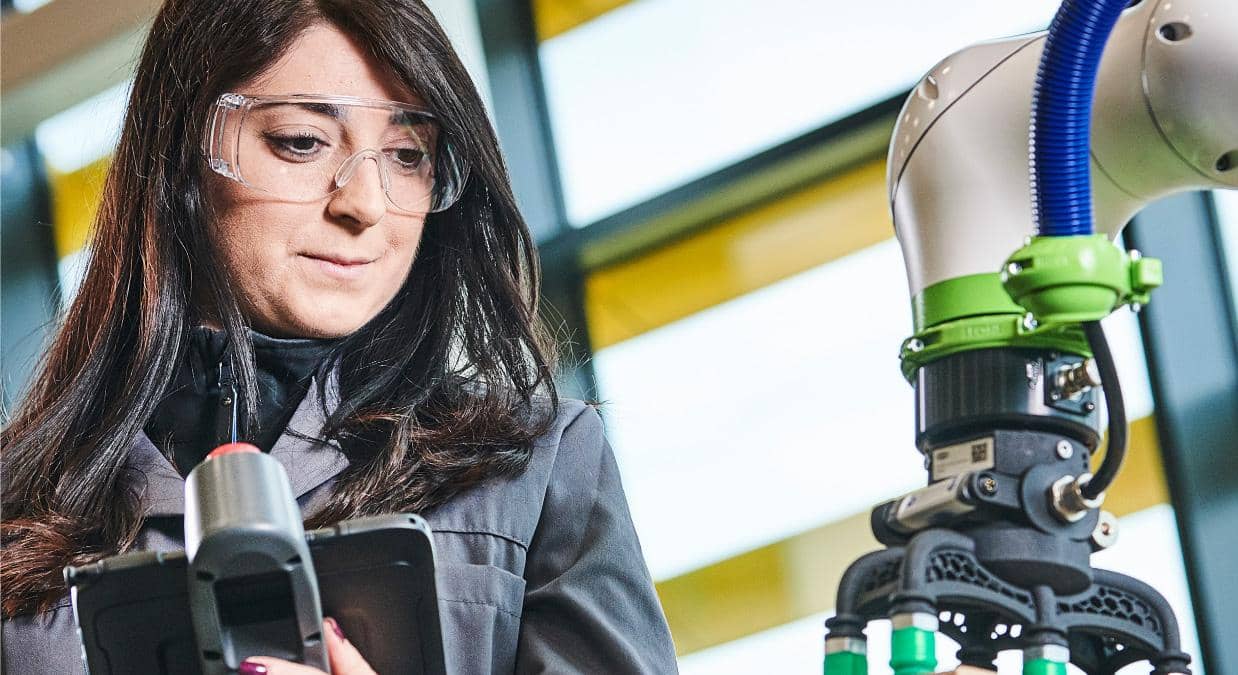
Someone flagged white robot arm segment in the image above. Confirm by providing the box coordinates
[889,0,1237,300]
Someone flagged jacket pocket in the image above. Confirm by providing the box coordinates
[436,562,525,675]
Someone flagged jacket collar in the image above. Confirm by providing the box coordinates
[129,370,349,517]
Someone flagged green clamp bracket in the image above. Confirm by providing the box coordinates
[899,314,1090,381]
[899,273,1091,381]
[898,236,1160,380]
[1001,234,1162,325]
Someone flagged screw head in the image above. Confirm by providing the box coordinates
[906,338,925,353]
[1022,313,1039,330]
[1084,401,1096,412]
[220,396,233,406]
[1007,262,1023,276]
[1056,440,1074,459]
[1091,510,1120,548]
[980,476,998,496]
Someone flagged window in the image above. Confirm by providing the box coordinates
[539,0,1059,225]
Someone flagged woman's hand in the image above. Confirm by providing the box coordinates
[238,617,376,675]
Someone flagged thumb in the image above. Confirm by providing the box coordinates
[324,617,376,675]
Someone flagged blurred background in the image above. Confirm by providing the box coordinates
[3,1,1236,672]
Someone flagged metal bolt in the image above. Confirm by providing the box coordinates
[1022,313,1039,330]
[1051,473,1105,523]
[1056,440,1074,459]
[980,476,998,496]
[1130,302,1143,314]
[906,338,925,353]
[1084,401,1096,412]
[1056,359,1102,398]
[1092,510,1119,549]
[1129,249,1143,261]
[1007,262,1023,276]
[221,395,233,406]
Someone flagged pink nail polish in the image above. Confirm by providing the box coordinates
[325,617,346,640]
[239,661,269,675]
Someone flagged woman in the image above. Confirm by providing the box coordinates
[0,0,677,673]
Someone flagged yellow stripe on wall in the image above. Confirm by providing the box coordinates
[532,0,633,42]
[585,159,892,350]
[1097,413,1169,516]
[47,155,110,259]
[655,414,1169,656]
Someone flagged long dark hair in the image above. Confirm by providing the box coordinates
[1,0,558,617]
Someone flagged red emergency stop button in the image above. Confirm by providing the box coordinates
[206,442,260,459]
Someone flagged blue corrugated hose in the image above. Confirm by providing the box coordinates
[1030,0,1130,237]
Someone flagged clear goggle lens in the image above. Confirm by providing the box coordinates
[203,93,468,214]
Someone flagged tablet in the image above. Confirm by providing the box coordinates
[67,513,445,675]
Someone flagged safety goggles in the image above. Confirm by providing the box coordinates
[202,93,468,215]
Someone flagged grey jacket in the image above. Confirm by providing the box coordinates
[1,377,678,674]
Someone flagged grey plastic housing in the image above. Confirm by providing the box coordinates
[184,452,327,673]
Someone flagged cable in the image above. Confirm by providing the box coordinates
[1082,320,1125,499]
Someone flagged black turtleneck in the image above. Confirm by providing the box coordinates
[144,326,337,476]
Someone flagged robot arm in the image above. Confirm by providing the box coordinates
[820,5,1235,671]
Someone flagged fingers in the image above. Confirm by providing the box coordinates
[238,657,325,675]
[324,617,377,675]
[238,617,375,675]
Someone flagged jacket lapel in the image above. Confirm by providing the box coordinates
[131,371,349,517]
